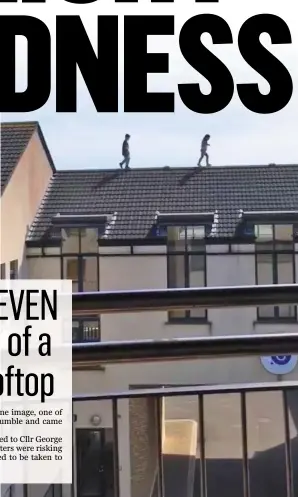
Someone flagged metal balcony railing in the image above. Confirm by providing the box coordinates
[72,284,298,497]
[72,283,298,315]
[73,382,298,497]
[72,284,298,365]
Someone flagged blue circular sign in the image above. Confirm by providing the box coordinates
[261,355,297,375]
[271,356,291,366]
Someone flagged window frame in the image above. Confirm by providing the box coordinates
[166,226,208,323]
[60,226,99,293]
[0,263,5,279]
[61,226,102,254]
[72,317,101,343]
[9,260,18,280]
[63,255,98,293]
[255,224,296,322]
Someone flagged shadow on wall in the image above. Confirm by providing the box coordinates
[160,436,298,497]
[151,453,195,497]
[193,390,298,497]
[157,391,298,497]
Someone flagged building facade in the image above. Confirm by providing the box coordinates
[1,122,298,497]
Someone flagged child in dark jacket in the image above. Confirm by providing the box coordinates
[119,134,131,169]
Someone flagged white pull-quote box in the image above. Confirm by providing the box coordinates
[0,280,72,485]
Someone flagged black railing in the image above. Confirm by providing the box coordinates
[72,283,298,497]
[73,333,298,365]
[72,283,298,315]
[72,284,298,365]
[73,383,298,497]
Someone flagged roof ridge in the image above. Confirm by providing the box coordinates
[1,121,39,127]
[55,163,298,173]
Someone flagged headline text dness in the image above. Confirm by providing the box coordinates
[0,12,293,114]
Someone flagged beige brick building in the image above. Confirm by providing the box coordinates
[1,121,298,497]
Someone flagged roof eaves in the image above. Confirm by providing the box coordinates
[35,123,56,174]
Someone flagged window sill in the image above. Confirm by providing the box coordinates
[165,319,212,326]
[73,363,106,371]
[253,319,297,326]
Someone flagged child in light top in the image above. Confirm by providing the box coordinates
[198,134,211,167]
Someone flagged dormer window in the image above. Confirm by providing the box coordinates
[50,214,110,294]
[254,224,273,239]
[65,227,86,237]
[179,226,205,240]
[254,223,293,242]
[51,214,111,253]
[274,224,293,241]
[237,210,297,241]
[165,225,207,257]
[155,211,214,246]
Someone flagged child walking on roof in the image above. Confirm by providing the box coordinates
[119,134,131,169]
[198,134,211,167]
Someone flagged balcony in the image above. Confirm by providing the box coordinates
[72,284,298,497]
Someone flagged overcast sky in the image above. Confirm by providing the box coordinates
[1,0,298,169]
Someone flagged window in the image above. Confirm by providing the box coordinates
[65,227,86,237]
[255,224,296,320]
[167,226,207,321]
[0,263,5,279]
[64,257,98,292]
[61,225,99,292]
[66,258,79,281]
[10,260,18,280]
[179,226,205,239]
[72,318,100,342]
[62,227,98,253]
[255,223,293,241]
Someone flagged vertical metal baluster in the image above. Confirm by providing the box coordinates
[112,399,120,497]
[240,392,250,497]
[156,396,165,497]
[198,394,207,497]
[283,389,294,497]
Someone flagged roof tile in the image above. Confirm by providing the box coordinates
[1,122,37,193]
[1,121,55,194]
[27,164,298,241]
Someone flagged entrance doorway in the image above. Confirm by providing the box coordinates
[76,428,115,497]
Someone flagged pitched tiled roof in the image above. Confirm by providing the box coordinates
[27,164,298,242]
[1,121,55,194]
